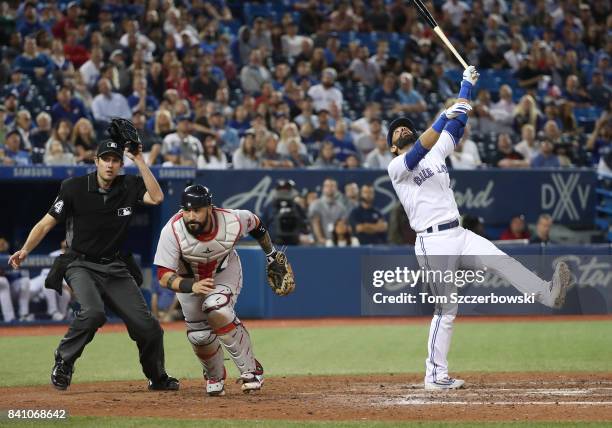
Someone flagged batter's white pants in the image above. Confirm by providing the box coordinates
[415,226,552,383]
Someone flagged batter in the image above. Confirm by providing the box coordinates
[386,66,572,390]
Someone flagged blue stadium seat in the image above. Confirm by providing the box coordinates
[356,32,377,52]
[574,106,602,133]
[522,26,543,42]
[243,3,272,24]
[444,69,463,84]
[337,31,354,47]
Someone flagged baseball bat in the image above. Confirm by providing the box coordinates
[409,0,469,70]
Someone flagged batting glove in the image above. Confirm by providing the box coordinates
[444,102,472,119]
[462,65,479,86]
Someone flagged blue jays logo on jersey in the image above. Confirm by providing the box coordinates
[413,164,448,186]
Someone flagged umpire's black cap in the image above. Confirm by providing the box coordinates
[97,140,124,159]
[387,117,417,148]
[181,184,212,210]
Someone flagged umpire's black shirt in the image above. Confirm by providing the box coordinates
[48,172,147,259]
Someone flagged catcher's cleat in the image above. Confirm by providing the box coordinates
[148,374,180,391]
[424,377,465,390]
[206,368,226,397]
[238,360,264,393]
[51,350,73,391]
[550,261,571,309]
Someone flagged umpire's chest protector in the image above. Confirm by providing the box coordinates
[171,208,242,279]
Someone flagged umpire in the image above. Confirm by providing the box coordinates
[8,119,179,392]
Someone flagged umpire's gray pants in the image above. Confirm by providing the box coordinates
[57,260,167,381]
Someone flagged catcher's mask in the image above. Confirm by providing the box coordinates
[387,117,417,150]
[107,118,141,154]
[181,184,213,210]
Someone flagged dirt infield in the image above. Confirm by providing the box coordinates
[3,372,611,422]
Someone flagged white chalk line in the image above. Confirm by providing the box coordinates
[390,399,612,406]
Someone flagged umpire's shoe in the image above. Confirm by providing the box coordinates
[148,374,180,391]
[51,350,73,391]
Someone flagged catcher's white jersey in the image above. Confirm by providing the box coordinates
[387,131,459,232]
[154,207,259,279]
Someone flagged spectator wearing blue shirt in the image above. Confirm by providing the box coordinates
[586,113,611,167]
[16,2,45,37]
[51,86,89,125]
[370,73,400,121]
[208,111,239,155]
[348,184,387,244]
[1,131,31,166]
[228,105,252,137]
[587,70,611,109]
[531,140,561,168]
[12,37,53,81]
[127,77,159,116]
[3,93,19,128]
[326,121,359,164]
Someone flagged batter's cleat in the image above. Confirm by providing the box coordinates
[51,350,73,391]
[148,374,180,391]
[424,377,465,390]
[550,261,571,309]
[238,360,264,393]
[206,368,226,396]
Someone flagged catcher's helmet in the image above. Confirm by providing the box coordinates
[387,117,418,149]
[181,184,212,210]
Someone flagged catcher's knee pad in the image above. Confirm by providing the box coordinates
[187,328,216,347]
[203,289,235,330]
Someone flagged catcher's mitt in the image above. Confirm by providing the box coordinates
[266,251,295,296]
[107,118,141,154]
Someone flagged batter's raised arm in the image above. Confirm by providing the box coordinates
[387,66,479,174]
[417,66,479,151]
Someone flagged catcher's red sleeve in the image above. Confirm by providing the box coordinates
[156,266,174,281]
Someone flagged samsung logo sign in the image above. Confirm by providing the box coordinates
[158,168,196,179]
[13,167,53,177]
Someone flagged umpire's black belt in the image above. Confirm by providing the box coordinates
[67,250,120,265]
[424,219,460,234]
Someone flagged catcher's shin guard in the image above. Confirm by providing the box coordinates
[187,328,226,383]
[214,319,258,375]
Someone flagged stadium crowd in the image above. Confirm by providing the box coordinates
[0,0,609,172]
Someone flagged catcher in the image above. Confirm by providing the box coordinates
[153,184,294,396]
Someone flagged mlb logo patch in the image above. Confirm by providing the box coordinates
[108,142,118,148]
[117,207,132,216]
[53,200,64,214]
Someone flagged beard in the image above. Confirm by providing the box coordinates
[395,134,415,149]
[185,220,205,236]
